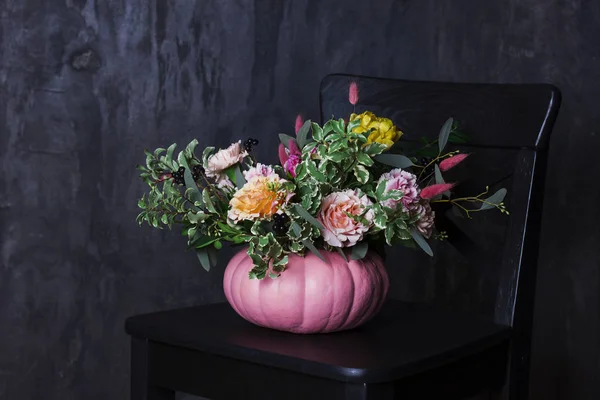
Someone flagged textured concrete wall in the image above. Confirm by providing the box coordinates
[1,0,599,399]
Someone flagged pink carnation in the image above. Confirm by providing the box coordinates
[439,153,469,171]
[205,141,247,185]
[377,168,420,211]
[243,163,277,181]
[412,200,435,239]
[318,189,374,247]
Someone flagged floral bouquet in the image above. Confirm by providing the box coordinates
[136,82,508,280]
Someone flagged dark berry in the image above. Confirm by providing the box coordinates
[178,166,185,173]
[243,138,258,152]
[273,222,286,235]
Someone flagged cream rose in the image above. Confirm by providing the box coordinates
[317,189,374,248]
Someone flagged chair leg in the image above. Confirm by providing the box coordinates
[131,337,176,400]
[344,383,394,399]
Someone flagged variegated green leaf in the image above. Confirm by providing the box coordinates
[312,122,324,141]
[353,164,370,184]
[356,152,374,166]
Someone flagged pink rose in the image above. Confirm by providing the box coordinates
[377,168,420,211]
[318,189,374,248]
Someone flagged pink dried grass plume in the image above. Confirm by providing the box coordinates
[420,183,455,199]
[278,143,288,166]
[439,153,469,171]
[349,82,359,105]
[294,114,304,134]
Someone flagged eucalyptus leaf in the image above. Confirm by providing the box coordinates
[438,117,454,153]
[279,134,297,149]
[207,246,218,268]
[302,239,326,262]
[480,188,507,210]
[336,247,348,262]
[350,241,368,260]
[434,164,444,184]
[410,228,433,257]
[373,154,414,168]
[297,120,312,148]
[293,204,325,230]
[290,221,302,238]
[434,164,451,197]
[234,166,246,189]
[196,249,211,271]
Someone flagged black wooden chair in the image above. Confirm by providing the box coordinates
[125,74,561,400]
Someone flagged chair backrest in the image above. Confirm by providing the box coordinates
[320,74,560,398]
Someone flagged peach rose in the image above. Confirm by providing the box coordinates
[318,189,374,247]
[228,175,292,222]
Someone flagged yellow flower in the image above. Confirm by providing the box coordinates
[228,176,291,222]
[349,111,403,149]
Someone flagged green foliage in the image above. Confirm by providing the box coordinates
[438,117,454,153]
[135,114,508,280]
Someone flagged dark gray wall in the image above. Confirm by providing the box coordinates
[1,0,598,399]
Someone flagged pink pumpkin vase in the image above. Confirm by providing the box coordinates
[223,247,389,334]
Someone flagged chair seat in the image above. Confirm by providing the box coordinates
[125,300,511,384]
